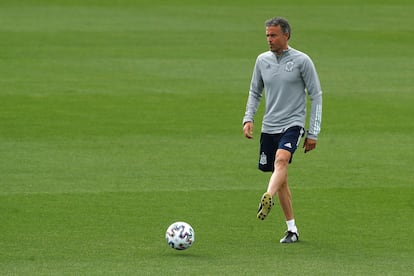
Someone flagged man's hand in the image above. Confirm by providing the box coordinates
[303,138,317,153]
[243,122,254,139]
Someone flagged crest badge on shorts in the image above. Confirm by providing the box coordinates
[259,152,267,165]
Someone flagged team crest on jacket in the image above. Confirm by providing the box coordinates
[285,61,294,72]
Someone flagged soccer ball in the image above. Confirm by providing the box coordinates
[165,221,195,250]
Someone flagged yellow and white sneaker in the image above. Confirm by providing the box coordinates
[257,192,274,220]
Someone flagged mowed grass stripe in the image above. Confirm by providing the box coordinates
[1,188,413,274]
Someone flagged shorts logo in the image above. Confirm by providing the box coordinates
[259,152,267,165]
[284,142,292,149]
[285,61,294,72]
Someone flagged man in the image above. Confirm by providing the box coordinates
[242,17,322,243]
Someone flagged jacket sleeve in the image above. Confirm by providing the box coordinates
[243,57,264,125]
[301,56,322,139]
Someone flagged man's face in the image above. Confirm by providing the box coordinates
[266,25,289,54]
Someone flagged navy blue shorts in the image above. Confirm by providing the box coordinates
[258,126,305,172]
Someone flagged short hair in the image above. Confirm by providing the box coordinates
[265,17,291,40]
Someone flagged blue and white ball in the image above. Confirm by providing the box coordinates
[165,221,195,250]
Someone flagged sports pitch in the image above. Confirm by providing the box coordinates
[1,0,413,274]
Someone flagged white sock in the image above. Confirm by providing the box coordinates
[286,219,298,234]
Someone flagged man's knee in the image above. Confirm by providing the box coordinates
[274,149,291,169]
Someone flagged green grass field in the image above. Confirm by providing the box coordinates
[1,0,413,274]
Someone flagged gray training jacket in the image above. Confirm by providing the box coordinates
[243,47,322,140]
